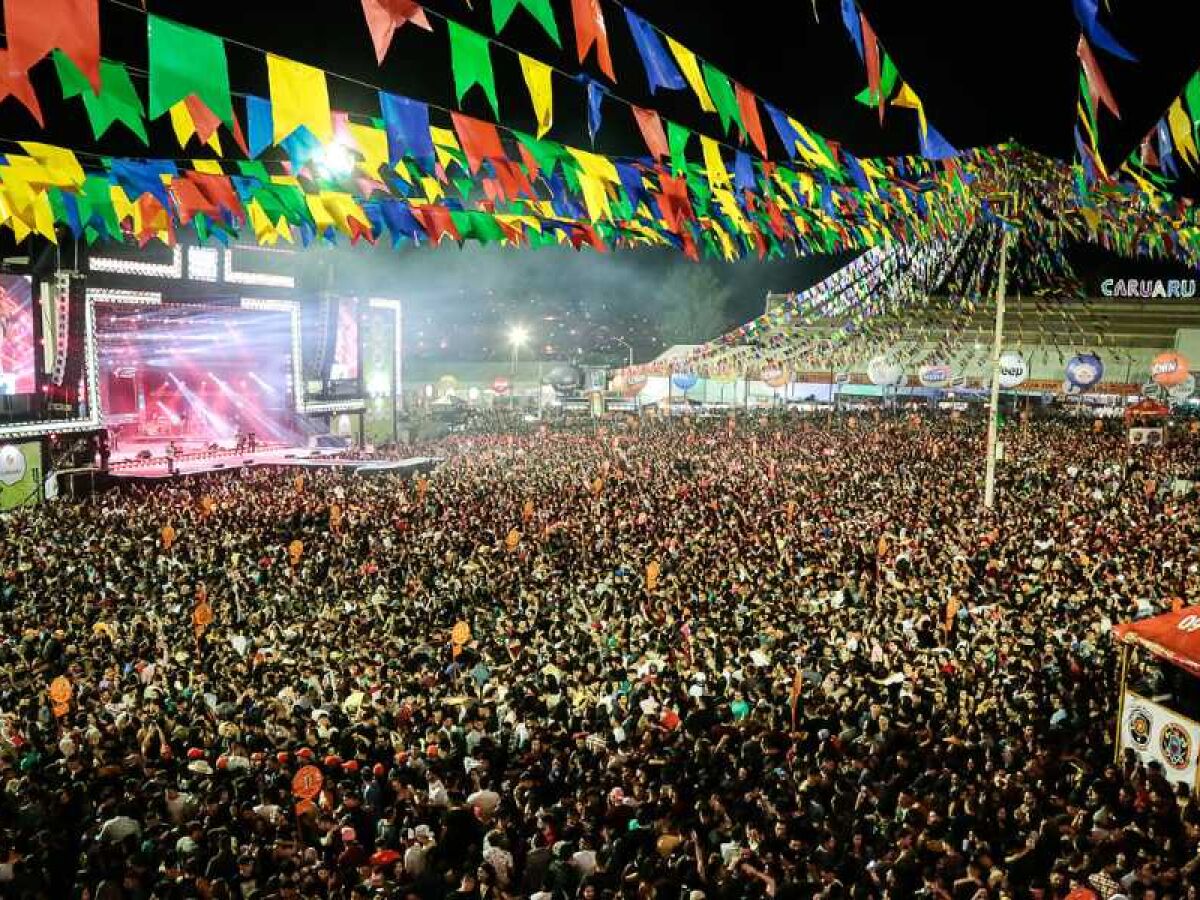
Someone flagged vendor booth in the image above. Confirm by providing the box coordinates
[1113,608,1200,789]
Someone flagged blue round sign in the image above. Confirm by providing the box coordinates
[671,372,699,391]
[1065,353,1104,390]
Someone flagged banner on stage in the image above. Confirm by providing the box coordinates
[1120,690,1200,789]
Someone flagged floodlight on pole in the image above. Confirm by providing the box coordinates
[508,325,529,376]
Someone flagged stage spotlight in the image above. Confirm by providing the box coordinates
[314,142,355,179]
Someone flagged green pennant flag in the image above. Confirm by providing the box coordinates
[700,63,743,135]
[81,175,122,239]
[448,22,500,119]
[667,121,691,176]
[1183,72,1200,127]
[147,16,234,125]
[514,131,566,178]
[854,52,898,107]
[491,0,561,48]
[54,53,148,144]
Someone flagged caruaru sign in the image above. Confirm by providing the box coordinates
[1101,278,1198,299]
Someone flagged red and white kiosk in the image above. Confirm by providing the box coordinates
[1113,608,1200,789]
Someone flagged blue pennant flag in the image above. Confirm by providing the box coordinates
[840,0,864,60]
[762,102,800,160]
[623,8,687,94]
[1071,0,1136,61]
[245,96,273,159]
[380,93,436,172]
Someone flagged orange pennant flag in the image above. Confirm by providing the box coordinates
[360,0,432,65]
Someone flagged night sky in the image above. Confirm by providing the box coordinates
[3,0,1200,362]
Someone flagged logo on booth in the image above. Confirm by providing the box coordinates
[1178,615,1200,633]
[1127,706,1153,749]
[0,445,26,486]
[1160,722,1192,770]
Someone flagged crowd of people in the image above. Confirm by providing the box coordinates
[0,414,1197,900]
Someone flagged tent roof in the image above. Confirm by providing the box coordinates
[1114,607,1200,677]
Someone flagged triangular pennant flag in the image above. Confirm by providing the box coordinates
[245,96,274,159]
[492,0,561,47]
[1077,36,1121,119]
[667,121,691,175]
[1071,0,1135,61]
[360,0,432,65]
[700,136,730,190]
[1167,98,1199,168]
[854,52,898,108]
[701,62,742,135]
[519,55,554,139]
[583,76,605,143]
[665,37,715,113]
[570,0,615,82]
[54,53,147,143]
[147,16,233,126]
[860,13,883,122]
[380,93,436,170]
[450,111,504,173]
[5,0,100,92]
[267,55,332,144]
[623,8,685,94]
[185,95,223,147]
[632,106,668,160]
[839,0,864,59]
[919,123,958,161]
[890,82,927,138]
[448,22,500,119]
[0,50,44,125]
[734,84,769,158]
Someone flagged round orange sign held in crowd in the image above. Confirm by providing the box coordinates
[451,621,472,645]
[292,764,324,800]
[161,524,176,550]
[288,539,304,566]
[192,602,213,628]
[48,676,72,706]
[505,529,521,551]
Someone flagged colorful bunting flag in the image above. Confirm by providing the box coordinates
[632,106,669,160]
[518,55,554,139]
[448,22,500,119]
[1077,36,1121,119]
[147,16,234,126]
[267,54,333,144]
[54,52,147,143]
[491,0,561,47]
[701,62,743,136]
[735,84,769,158]
[665,37,715,113]
[380,93,436,170]
[451,112,505,173]
[570,0,615,82]
[0,50,44,125]
[360,0,432,65]
[1071,0,1136,61]
[4,0,100,92]
[623,8,686,94]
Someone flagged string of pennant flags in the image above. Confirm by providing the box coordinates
[0,0,1197,275]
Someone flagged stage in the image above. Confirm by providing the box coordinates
[107,438,441,480]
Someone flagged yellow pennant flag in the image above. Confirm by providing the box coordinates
[701,136,730,190]
[18,143,85,187]
[666,37,715,113]
[348,123,389,179]
[1168,98,1199,168]
[567,146,618,182]
[577,172,611,222]
[430,126,462,168]
[890,83,927,139]
[267,54,333,145]
[519,54,554,139]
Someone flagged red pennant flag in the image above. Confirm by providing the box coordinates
[185,96,223,145]
[5,0,100,92]
[734,84,769,158]
[228,110,250,157]
[571,0,615,82]
[170,178,219,225]
[632,106,669,160]
[360,0,432,66]
[1141,131,1159,167]
[517,143,541,180]
[0,51,43,125]
[414,205,461,244]
[860,13,883,123]
[1077,36,1121,119]
[493,158,536,199]
[451,112,505,173]
[188,172,245,225]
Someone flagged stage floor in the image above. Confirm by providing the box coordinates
[108,439,442,480]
